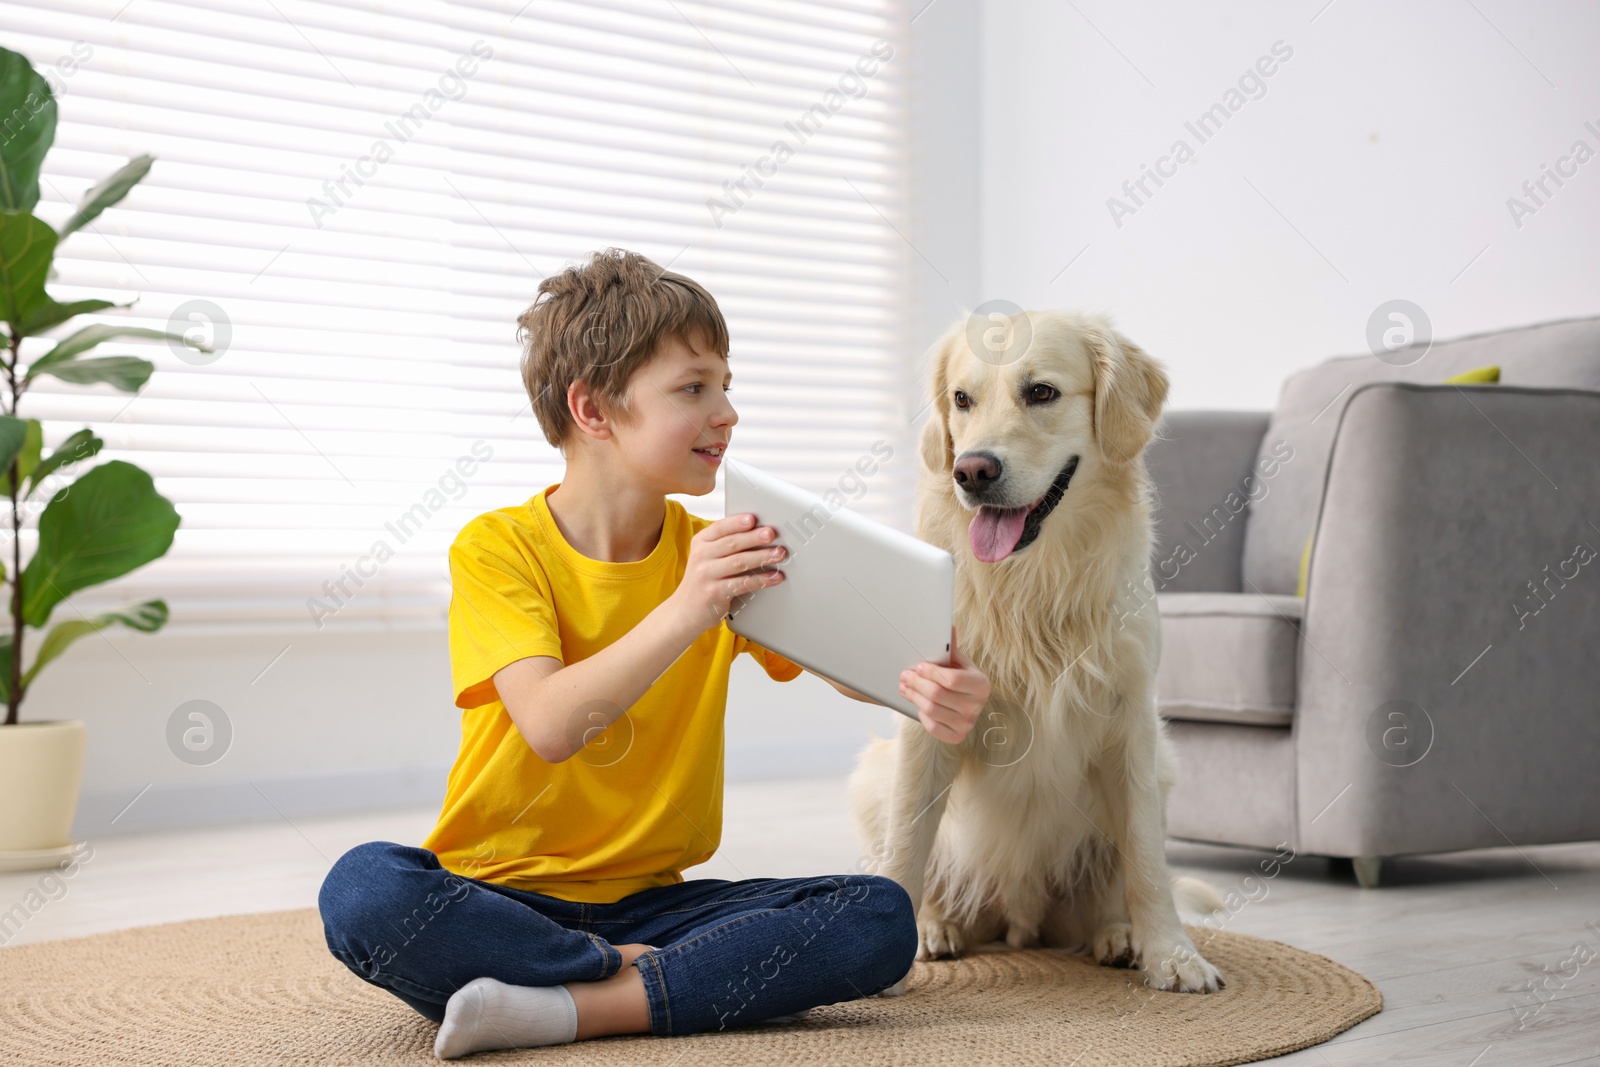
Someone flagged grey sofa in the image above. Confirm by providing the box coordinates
[1146,316,1600,887]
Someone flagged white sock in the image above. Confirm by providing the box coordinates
[433,977,578,1059]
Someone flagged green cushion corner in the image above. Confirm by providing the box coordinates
[1297,529,1312,598]
[1443,364,1500,384]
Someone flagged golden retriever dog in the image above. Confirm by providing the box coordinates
[849,309,1224,996]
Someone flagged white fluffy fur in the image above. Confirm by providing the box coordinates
[848,310,1224,995]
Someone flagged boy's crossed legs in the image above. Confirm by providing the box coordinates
[319,842,917,1058]
[429,941,655,1057]
[569,940,655,1037]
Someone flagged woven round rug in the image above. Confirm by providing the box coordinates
[1,909,1379,1066]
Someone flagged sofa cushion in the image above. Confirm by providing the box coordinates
[1143,411,1271,595]
[1241,316,1600,594]
[1157,592,1301,726]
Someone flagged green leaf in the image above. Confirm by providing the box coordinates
[0,414,27,477]
[0,48,57,214]
[0,633,10,704]
[14,418,41,484]
[29,323,206,382]
[21,459,180,627]
[17,297,124,338]
[33,355,154,393]
[59,155,154,239]
[21,600,169,689]
[0,211,56,329]
[28,428,101,496]
[29,323,206,378]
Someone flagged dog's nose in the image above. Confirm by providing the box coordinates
[953,451,1003,492]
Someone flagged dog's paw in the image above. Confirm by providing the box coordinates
[915,916,967,960]
[876,976,910,998]
[1138,937,1225,994]
[1092,921,1138,968]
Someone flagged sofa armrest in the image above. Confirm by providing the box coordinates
[1295,382,1600,857]
[1145,411,1273,594]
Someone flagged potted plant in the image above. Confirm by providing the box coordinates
[0,46,205,871]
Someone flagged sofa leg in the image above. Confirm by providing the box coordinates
[1352,856,1383,889]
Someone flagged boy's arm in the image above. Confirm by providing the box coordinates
[493,512,787,763]
[493,601,701,763]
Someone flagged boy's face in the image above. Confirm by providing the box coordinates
[609,329,736,495]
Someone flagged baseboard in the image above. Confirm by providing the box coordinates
[70,735,875,838]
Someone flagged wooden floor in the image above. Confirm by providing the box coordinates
[4,775,1597,1066]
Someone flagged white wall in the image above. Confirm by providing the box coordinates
[50,628,457,837]
[975,0,1600,409]
[906,0,984,365]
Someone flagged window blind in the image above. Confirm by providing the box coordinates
[3,0,911,632]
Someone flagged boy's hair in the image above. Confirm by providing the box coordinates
[516,247,730,452]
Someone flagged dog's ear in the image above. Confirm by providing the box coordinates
[917,322,960,474]
[1086,321,1169,464]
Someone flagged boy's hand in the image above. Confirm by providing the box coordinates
[669,512,786,636]
[898,627,989,744]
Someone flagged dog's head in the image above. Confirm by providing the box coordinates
[918,309,1168,563]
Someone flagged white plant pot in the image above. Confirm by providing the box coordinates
[0,719,88,871]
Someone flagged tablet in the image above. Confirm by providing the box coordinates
[722,457,954,721]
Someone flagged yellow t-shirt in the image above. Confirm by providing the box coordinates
[420,482,803,904]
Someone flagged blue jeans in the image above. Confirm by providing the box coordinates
[318,841,917,1037]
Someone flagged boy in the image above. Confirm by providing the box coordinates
[318,248,991,1058]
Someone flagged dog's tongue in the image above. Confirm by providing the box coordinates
[969,505,1030,563]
